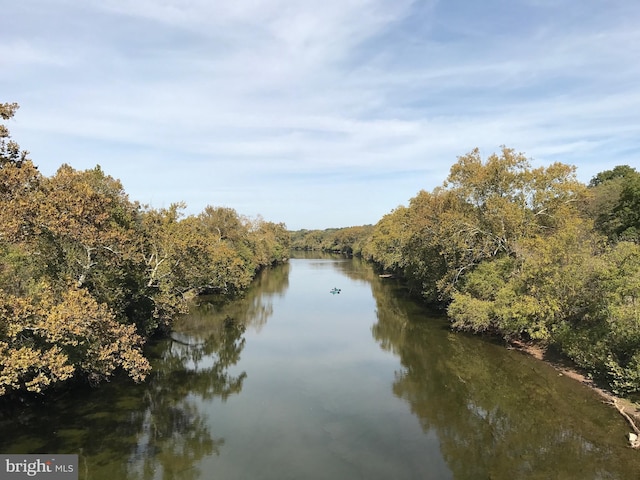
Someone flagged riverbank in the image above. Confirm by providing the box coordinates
[510,339,640,447]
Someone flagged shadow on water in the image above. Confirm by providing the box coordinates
[0,263,290,480]
[367,273,640,479]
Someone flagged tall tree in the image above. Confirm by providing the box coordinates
[587,165,640,242]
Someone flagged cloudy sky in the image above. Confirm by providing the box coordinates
[2,1,639,230]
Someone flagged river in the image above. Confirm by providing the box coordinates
[1,256,639,479]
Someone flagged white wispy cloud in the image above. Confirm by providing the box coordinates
[1,0,639,229]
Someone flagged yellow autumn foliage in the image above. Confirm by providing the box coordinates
[0,102,289,398]
[0,286,150,396]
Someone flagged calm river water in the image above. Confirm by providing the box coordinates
[2,256,640,479]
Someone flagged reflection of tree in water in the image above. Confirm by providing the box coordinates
[0,263,291,480]
[125,318,248,480]
[128,398,222,480]
[120,261,291,478]
[332,256,379,284]
[369,279,640,479]
[183,261,290,333]
[0,321,244,480]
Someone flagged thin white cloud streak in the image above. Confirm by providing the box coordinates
[21,89,639,169]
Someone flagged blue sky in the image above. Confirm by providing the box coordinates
[2,0,639,230]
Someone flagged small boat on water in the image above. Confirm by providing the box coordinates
[330,287,341,294]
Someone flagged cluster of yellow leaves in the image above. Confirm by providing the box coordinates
[0,343,74,395]
[41,164,133,246]
[0,286,150,396]
[0,161,42,243]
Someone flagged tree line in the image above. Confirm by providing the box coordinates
[294,148,640,394]
[0,103,289,398]
[360,147,640,394]
[290,225,373,255]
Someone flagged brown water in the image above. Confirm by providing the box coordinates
[1,256,639,479]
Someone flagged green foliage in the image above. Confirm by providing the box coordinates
[553,241,640,393]
[361,206,410,271]
[587,165,640,242]
[449,220,601,341]
[0,103,290,398]
[589,165,638,187]
[615,173,640,242]
[366,147,586,304]
[290,225,373,256]
[366,147,640,393]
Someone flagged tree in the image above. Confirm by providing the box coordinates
[448,218,602,340]
[0,103,40,244]
[586,165,640,242]
[0,284,149,396]
[0,102,29,167]
[34,165,145,323]
[247,216,290,266]
[589,165,638,187]
[366,147,586,304]
[362,206,411,272]
[614,173,640,242]
[0,102,291,399]
[551,241,640,393]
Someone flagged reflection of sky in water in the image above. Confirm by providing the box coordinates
[190,258,451,479]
